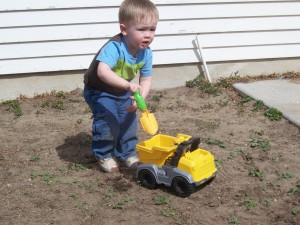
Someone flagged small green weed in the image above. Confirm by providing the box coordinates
[69,193,77,199]
[29,155,40,162]
[150,103,159,112]
[154,196,180,223]
[215,159,224,168]
[288,180,300,196]
[252,100,266,112]
[3,99,23,118]
[155,195,170,205]
[260,198,271,207]
[79,182,91,190]
[70,163,88,171]
[75,201,88,212]
[264,107,283,121]
[30,172,54,185]
[238,96,252,106]
[218,99,229,107]
[41,100,50,108]
[186,76,222,95]
[276,172,294,180]
[205,137,226,148]
[217,78,232,88]
[249,136,270,151]
[150,94,162,112]
[272,154,283,162]
[197,120,220,131]
[228,148,245,160]
[201,103,214,109]
[112,195,133,209]
[55,91,66,98]
[228,215,239,225]
[51,100,65,110]
[291,208,300,215]
[99,186,133,209]
[105,186,117,198]
[69,99,80,103]
[249,168,265,181]
[161,205,179,222]
[151,94,161,102]
[241,196,256,210]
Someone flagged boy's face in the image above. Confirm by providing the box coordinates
[121,19,158,55]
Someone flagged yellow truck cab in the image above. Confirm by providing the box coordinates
[136,134,217,197]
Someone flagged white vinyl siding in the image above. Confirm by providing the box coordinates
[0,0,300,75]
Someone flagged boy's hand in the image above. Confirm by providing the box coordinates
[126,82,144,112]
[126,82,141,94]
[126,96,138,112]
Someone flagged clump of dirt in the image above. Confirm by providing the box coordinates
[0,79,299,225]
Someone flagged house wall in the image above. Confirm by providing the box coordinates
[0,0,300,100]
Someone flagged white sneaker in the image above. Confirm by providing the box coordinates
[125,156,140,169]
[98,158,119,173]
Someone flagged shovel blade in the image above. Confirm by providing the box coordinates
[140,110,158,135]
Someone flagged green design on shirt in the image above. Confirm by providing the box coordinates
[113,60,145,80]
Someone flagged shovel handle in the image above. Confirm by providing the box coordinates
[133,90,147,111]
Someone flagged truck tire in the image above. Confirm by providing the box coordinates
[138,169,157,189]
[171,176,195,197]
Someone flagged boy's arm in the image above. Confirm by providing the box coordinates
[97,62,140,93]
[139,76,152,99]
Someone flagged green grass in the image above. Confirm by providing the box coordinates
[3,99,23,118]
[30,172,54,185]
[55,91,66,98]
[264,107,283,121]
[276,172,294,180]
[227,148,245,160]
[70,163,89,171]
[260,198,271,207]
[272,154,283,162]
[238,96,252,106]
[197,120,220,131]
[155,195,170,205]
[252,100,266,112]
[249,136,270,151]
[217,99,229,107]
[228,215,239,225]
[241,196,256,210]
[51,100,65,110]
[112,195,133,209]
[186,76,222,95]
[205,137,226,148]
[29,155,41,162]
[291,208,300,215]
[161,205,179,221]
[249,168,265,181]
[288,180,300,196]
[215,159,225,168]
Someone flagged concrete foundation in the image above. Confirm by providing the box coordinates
[1,58,299,101]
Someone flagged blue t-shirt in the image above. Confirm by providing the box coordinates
[96,34,153,81]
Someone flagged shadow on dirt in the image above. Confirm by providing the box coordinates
[56,132,96,166]
[55,132,137,179]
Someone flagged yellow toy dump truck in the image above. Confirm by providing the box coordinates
[136,134,217,197]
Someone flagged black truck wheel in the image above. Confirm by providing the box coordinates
[138,169,158,189]
[171,176,195,197]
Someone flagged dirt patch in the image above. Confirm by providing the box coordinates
[0,81,299,225]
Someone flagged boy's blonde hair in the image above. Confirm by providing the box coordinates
[119,0,159,24]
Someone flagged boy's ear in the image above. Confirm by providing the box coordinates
[120,24,127,35]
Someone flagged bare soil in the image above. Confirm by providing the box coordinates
[0,81,299,225]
